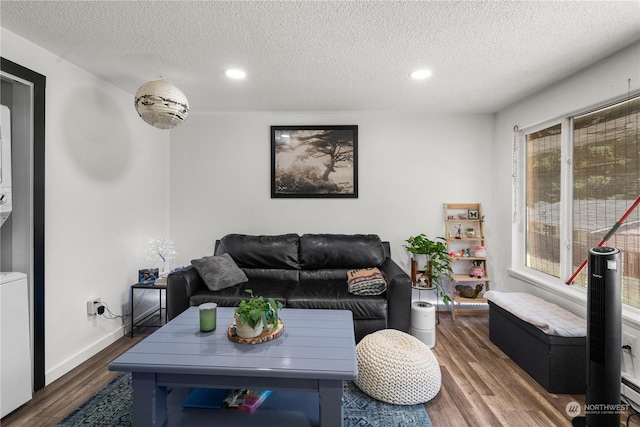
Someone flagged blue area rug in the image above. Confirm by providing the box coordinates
[342,381,433,426]
[56,372,433,426]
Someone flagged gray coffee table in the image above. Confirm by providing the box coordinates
[109,307,358,427]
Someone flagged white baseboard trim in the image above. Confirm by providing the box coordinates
[45,326,125,386]
[45,304,161,386]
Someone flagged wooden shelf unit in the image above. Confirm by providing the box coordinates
[444,203,490,323]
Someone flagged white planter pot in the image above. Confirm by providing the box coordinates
[412,254,428,270]
[234,314,264,339]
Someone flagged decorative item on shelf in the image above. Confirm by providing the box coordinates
[455,284,483,298]
[458,213,468,219]
[454,224,462,239]
[470,260,485,278]
[466,228,475,238]
[467,209,479,220]
[474,245,486,257]
[146,235,178,274]
[134,79,189,129]
[233,289,283,340]
[404,234,452,305]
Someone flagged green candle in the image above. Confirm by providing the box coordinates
[199,303,217,332]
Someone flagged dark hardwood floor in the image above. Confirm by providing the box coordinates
[2,313,638,427]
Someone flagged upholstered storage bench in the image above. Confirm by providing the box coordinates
[485,291,586,394]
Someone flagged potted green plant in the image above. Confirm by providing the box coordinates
[405,234,453,305]
[466,227,475,238]
[404,233,432,267]
[234,289,283,339]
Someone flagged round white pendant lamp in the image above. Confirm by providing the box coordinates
[134,79,189,130]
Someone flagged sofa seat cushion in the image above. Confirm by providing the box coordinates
[287,280,388,321]
[189,279,296,307]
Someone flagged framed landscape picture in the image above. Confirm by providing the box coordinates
[271,125,358,198]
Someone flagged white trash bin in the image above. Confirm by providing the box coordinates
[410,301,436,349]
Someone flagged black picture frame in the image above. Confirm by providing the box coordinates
[468,209,479,220]
[271,125,358,198]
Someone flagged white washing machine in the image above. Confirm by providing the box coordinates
[0,272,32,417]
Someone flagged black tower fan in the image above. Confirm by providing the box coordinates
[572,247,622,427]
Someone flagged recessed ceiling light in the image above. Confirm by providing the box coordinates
[224,69,246,79]
[410,69,432,80]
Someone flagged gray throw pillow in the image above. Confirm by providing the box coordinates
[191,253,248,291]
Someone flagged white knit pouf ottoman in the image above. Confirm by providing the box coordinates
[355,329,441,405]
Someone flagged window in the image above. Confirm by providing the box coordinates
[526,124,562,278]
[523,96,640,309]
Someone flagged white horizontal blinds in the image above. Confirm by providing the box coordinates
[572,97,640,308]
[525,124,562,278]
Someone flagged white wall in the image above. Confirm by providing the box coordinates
[493,41,640,385]
[1,28,170,385]
[169,112,494,274]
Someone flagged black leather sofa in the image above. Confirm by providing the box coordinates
[167,233,411,342]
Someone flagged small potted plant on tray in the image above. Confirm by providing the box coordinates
[234,289,283,339]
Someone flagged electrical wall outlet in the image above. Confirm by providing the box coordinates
[623,332,637,356]
[87,298,102,315]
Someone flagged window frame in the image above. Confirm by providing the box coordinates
[510,93,640,323]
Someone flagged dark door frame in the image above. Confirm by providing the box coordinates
[1,57,46,391]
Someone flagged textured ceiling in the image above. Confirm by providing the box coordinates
[1,1,639,113]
